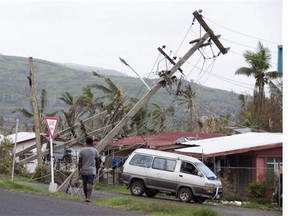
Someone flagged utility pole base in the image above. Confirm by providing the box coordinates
[49,182,58,193]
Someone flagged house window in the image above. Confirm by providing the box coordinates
[267,157,282,185]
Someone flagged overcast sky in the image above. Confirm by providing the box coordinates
[0,0,283,94]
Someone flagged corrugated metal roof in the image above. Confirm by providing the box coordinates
[176,132,282,156]
[6,132,36,144]
[108,132,226,148]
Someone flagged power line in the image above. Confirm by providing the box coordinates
[203,16,280,46]
[221,38,278,54]
[184,59,255,91]
[228,50,278,66]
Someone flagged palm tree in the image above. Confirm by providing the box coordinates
[58,86,106,140]
[217,114,231,134]
[12,89,58,131]
[242,111,255,128]
[126,97,149,135]
[149,103,174,133]
[89,72,125,113]
[235,42,281,128]
[177,85,196,131]
[81,86,104,117]
[58,92,87,138]
[89,72,127,135]
[238,94,248,109]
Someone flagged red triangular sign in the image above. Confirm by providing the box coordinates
[44,117,59,139]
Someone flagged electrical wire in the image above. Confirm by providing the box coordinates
[185,59,255,91]
[228,49,278,66]
[221,38,278,54]
[175,22,194,55]
[203,16,280,46]
[201,59,216,85]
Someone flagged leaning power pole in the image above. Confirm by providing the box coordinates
[58,10,228,192]
[96,33,211,152]
[96,10,228,152]
[29,57,43,167]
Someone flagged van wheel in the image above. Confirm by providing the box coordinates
[130,181,145,196]
[145,189,157,197]
[178,188,192,203]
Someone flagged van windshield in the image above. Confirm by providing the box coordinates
[194,162,218,180]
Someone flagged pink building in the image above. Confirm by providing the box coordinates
[176,132,283,194]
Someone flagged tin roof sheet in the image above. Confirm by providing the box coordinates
[176,132,282,156]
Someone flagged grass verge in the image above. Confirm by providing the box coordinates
[96,182,129,194]
[95,196,219,216]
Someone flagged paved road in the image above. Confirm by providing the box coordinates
[0,187,146,216]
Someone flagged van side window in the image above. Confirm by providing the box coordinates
[152,157,176,172]
[129,154,152,168]
[181,162,198,175]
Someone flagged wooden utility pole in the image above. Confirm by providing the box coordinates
[29,57,43,167]
[96,32,210,153]
[58,10,228,192]
[96,10,228,153]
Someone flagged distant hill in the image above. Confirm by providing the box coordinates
[62,63,127,77]
[0,54,241,126]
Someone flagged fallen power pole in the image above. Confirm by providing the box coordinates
[18,120,118,165]
[17,111,109,165]
[57,10,228,192]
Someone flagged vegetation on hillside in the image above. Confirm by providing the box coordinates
[0,42,282,134]
[0,54,241,134]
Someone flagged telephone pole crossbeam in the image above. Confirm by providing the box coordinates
[157,47,183,74]
[192,10,228,55]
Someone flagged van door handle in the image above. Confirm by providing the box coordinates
[179,175,183,177]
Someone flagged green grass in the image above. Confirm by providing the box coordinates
[96,182,130,194]
[0,177,78,200]
[95,196,219,216]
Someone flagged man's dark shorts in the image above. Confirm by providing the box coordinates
[82,175,95,185]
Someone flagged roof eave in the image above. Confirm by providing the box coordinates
[202,142,282,158]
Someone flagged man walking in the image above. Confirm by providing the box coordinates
[78,136,100,202]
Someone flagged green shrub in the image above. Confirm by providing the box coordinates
[247,182,270,198]
[0,137,13,174]
[14,163,31,178]
[220,177,242,201]
[31,164,71,185]
[224,193,247,202]
[250,197,271,205]
[32,165,51,184]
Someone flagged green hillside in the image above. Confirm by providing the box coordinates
[0,54,241,124]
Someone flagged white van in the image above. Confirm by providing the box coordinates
[121,148,223,203]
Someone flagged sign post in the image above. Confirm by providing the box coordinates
[44,116,59,192]
[11,119,19,182]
